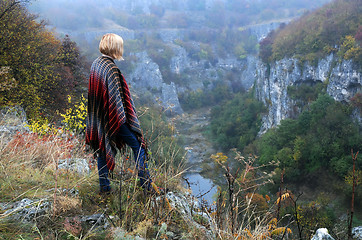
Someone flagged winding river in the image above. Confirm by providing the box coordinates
[172,108,218,205]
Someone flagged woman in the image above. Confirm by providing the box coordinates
[86,33,151,193]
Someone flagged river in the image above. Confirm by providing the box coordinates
[171,108,218,205]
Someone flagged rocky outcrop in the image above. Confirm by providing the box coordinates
[170,45,190,74]
[248,21,287,41]
[238,55,259,90]
[310,227,362,240]
[0,106,29,142]
[0,198,50,222]
[129,51,164,91]
[161,82,184,115]
[327,58,361,103]
[353,226,362,240]
[311,228,335,240]
[255,54,361,133]
[164,192,214,239]
[58,158,91,175]
[128,51,183,115]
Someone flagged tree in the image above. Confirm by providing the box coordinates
[257,94,362,181]
[57,35,87,96]
[0,1,87,119]
[0,0,30,20]
[210,92,266,152]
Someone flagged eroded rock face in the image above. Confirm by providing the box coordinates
[255,54,362,133]
[170,45,190,74]
[128,51,184,115]
[129,51,164,91]
[161,82,184,115]
[327,59,361,102]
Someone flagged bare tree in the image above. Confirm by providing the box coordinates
[348,150,359,240]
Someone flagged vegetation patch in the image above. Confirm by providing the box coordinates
[260,0,362,64]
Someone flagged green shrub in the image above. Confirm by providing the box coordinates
[210,92,266,152]
[257,94,362,181]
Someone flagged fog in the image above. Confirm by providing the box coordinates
[28,0,331,32]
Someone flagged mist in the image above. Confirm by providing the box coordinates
[28,0,331,32]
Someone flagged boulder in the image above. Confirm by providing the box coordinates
[58,158,90,175]
[80,213,110,230]
[353,226,362,240]
[311,228,335,240]
[0,198,50,222]
[163,192,214,239]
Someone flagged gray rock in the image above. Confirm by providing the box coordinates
[170,45,190,74]
[161,82,183,115]
[353,226,362,240]
[1,198,50,222]
[163,192,214,239]
[217,57,240,71]
[327,59,361,102]
[255,54,361,133]
[58,158,90,175]
[129,51,184,114]
[129,51,164,91]
[311,228,335,240]
[239,55,258,90]
[81,213,109,230]
[0,106,29,140]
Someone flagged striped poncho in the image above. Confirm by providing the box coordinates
[86,56,144,171]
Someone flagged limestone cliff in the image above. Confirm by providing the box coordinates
[254,54,361,133]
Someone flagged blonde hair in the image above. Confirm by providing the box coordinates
[99,33,124,60]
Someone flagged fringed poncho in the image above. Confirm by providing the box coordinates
[86,56,144,171]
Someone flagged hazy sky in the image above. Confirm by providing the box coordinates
[28,0,331,31]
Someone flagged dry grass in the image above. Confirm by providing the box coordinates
[0,123,193,239]
[0,109,291,239]
[53,196,82,215]
[207,150,294,240]
[0,131,87,201]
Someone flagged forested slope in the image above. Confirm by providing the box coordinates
[0,1,87,120]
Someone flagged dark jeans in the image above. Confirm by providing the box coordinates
[98,124,151,192]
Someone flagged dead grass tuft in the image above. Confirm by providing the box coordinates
[53,195,82,215]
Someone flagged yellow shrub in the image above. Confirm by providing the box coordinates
[60,95,87,134]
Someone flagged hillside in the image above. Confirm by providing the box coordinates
[260,0,362,64]
[1,0,362,239]
[207,0,362,237]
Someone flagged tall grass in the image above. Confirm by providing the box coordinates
[0,106,195,239]
[0,106,299,239]
[207,150,294,240]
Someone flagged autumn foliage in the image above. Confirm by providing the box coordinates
[260,0,362,64]
[0,0,87,120]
